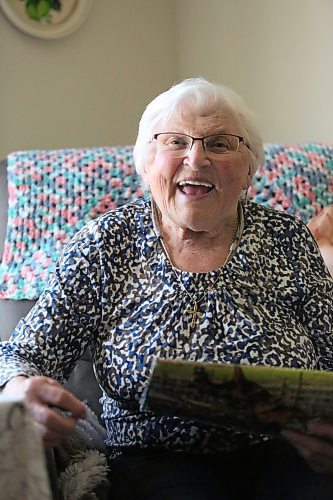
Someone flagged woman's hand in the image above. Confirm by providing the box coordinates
[2,375,86,447]
[282,420,333,475]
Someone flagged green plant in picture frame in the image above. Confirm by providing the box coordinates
[20,0,62,22]
[1,0,92,38]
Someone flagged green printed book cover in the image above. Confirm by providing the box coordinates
[140,359,333,435]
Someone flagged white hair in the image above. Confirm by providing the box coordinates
[133,77,265,176]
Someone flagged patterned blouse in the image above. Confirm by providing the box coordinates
[1,197,333,456]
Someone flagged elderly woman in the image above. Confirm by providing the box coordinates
[1,77,333,499]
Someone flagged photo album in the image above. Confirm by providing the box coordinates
[140,359,333,435]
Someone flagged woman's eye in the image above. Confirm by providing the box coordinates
[167,137,187,147]
[208,138,232,152]
[212,141,228,149]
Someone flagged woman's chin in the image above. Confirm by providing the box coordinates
[174,212,219,234]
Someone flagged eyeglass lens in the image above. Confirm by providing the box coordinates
[154,133,241,157]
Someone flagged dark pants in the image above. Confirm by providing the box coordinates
[109,440,333,500]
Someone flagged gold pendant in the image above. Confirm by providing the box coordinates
[188,302,204,327]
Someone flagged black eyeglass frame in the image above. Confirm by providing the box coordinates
[152,132,246,154]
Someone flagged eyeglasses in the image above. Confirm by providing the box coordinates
[152,132,245,158]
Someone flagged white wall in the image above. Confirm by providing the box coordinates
[1,0,332,158]
[0,0,178,157]
[176,0,333,143]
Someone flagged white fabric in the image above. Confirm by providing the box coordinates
[0,396,52,499]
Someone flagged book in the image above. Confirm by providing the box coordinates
[140,359,333,435]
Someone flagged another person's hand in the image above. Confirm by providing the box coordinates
[282,420,333,475]
[2,375,86,447]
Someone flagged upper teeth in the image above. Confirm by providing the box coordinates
[178,180,213,188]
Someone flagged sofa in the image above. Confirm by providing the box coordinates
[0,142,332,444]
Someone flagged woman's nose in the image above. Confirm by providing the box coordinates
[183,141,211,169]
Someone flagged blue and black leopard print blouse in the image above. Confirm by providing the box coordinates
[1,197,332,455]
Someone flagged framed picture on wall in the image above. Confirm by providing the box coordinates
[0,0,93,39]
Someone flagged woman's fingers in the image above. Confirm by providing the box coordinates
[282,425,333,475]
[12,375,86,446]
[34,379,87,419]
[32,407,78,448]
[23,376,86,419]
[307,420,333,441]
[28,399,79,432]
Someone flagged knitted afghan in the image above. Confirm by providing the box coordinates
[249,142,333,221]
[0,146,143,299]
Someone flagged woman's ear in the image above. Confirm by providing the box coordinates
[243,164,254,190]
[141,165,150,187]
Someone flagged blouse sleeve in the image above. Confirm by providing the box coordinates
[298,224,333,371]
[0,220,104,387]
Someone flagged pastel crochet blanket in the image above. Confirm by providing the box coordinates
[0,147,143,300]
[0,142,332,300]
[249,142,333,221]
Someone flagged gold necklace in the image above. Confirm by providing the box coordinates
[156,205,239,328]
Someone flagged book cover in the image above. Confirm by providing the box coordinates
[140,359,333,435]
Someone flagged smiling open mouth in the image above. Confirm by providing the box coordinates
[177,180,214,195]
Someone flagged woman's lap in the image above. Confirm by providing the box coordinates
[110,451,236,500]
[109,440,333,500]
